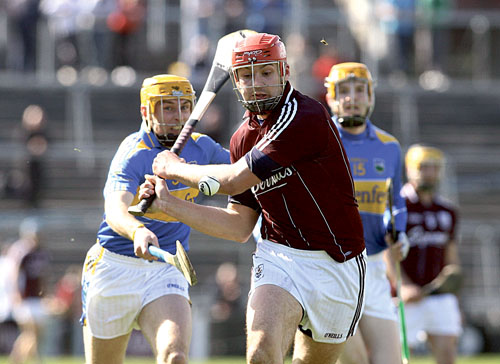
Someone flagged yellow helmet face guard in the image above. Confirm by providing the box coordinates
[140,74,196,144]
[405,144,445,191]
[324,62,374,127]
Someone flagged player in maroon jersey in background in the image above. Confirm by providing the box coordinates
[139,32,366,364]
[7,217,51,364]
[400,144,462,364]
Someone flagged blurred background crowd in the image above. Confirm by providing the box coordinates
[0,0,499,360]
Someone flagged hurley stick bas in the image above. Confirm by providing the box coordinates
[386,178,411,364]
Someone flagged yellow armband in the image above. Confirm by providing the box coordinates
[132,224,145,241]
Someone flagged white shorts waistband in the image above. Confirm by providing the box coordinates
[258,239,333,260]
[367,250,385,262]
[100,244,166,268]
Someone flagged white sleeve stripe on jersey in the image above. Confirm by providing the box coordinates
[256,100,290,150]
[283,84,294,103]
[256,97,298,151]
[294,167,349,260]
[326,118,356,196]
[255,86,295,150]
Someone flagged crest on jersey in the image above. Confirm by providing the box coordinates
[373,158,385,174]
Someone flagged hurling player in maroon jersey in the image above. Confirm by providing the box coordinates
[8,218,51,364]
[140,33,366,363]
[401,144,462,364]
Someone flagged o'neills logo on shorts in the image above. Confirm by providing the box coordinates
[251,167,293,194]
[324,332,343,339]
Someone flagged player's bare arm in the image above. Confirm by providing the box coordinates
[153,151,260,196]
[445,239,460,266]
[104,190,159,261]
[140,175,259,242]
[400,269,424,303]
[384,232,410,262]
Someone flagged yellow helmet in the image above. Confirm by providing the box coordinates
[140,74,195,124]
[405,144,444,172]
[324,62,374,127]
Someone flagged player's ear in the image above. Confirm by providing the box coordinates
[284,63,290,80]
[140,105,147,119]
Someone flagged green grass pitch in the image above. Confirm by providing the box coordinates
[1,355,500,363]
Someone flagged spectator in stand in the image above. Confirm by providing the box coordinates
[39,0,83,70]
[376,0,416,75]
[312,46,344,106]
[88,0,116,70]
[106,0,146,69]
[5,104,48,207]
[12,105,49,208]
[3,0,41,72]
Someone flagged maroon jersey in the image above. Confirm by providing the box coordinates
[400,183,458,286]
[230,83,365,262]
[19,247,50,299]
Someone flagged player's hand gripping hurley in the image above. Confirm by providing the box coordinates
[387,178,410,364]
[128,29,256,216]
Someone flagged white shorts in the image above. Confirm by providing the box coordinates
[250,240,366,344]
[363,252,398,322]
[404,293,462,346]
[81,243,190,339]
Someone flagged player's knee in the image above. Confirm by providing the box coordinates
[247,342,279,364]
[437,348,456,364]
[157,350,188,364]
[247,349,272,364]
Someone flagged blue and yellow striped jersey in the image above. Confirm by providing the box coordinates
[97,122,230,257]
[337,119,407,256]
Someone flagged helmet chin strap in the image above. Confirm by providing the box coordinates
[416,182,438,193]
[244,96,282,113]
[156,133,179,148]
[335,79,372,128]
[338,116,366,127]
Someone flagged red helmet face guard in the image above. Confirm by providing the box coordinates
[230,33,287,113]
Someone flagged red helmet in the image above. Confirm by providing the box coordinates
[232,33,287,67]
[230,33,287,113]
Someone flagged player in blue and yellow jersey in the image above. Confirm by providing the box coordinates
[325,62,409,364]
[80,74,229,364]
